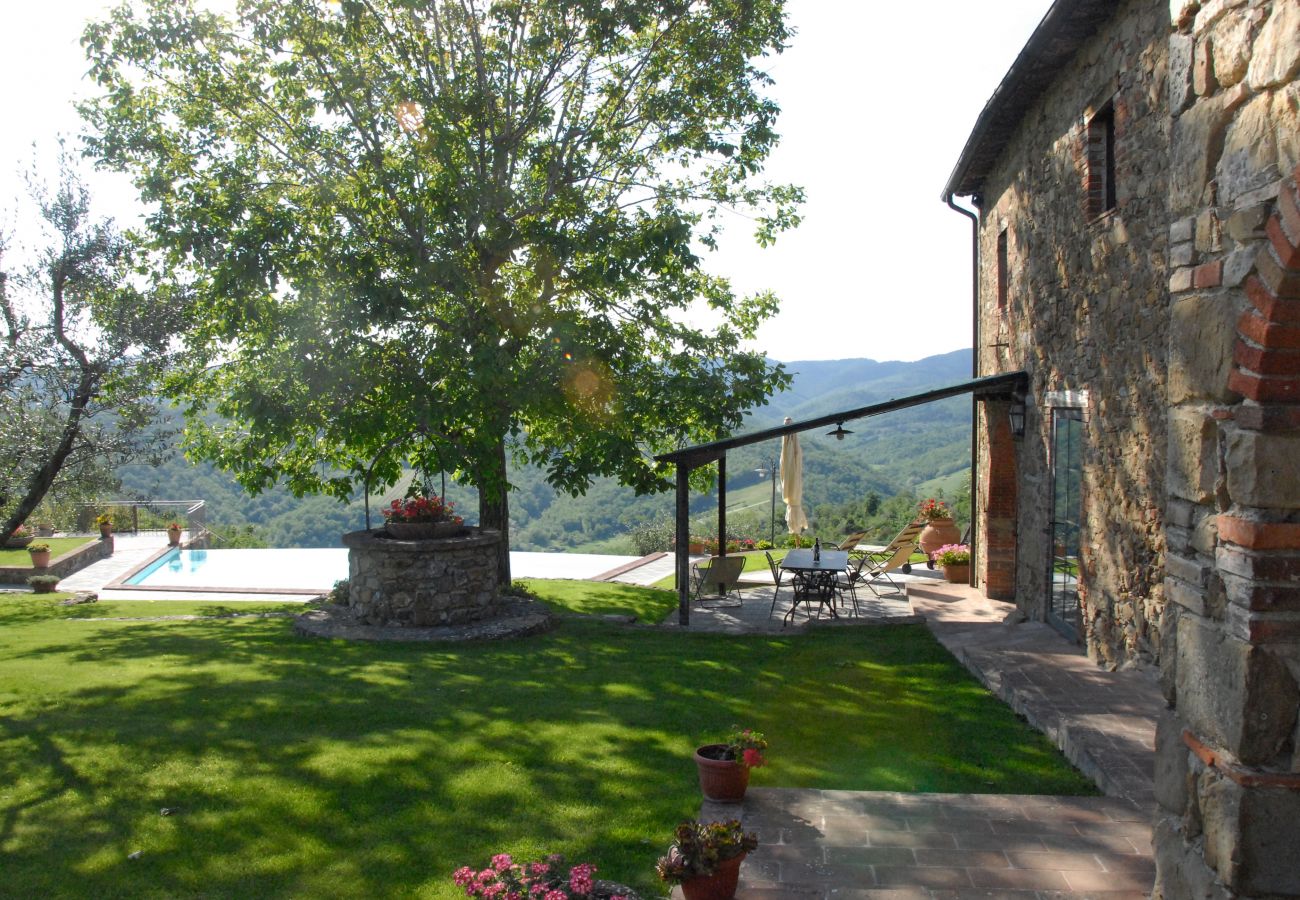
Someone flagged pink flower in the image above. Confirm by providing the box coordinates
[528,863,550,877]
[544,891,567,900]
[743,747,765,768]
[568,862,595,894]
[492,854,513,872]
[454,867,475,887]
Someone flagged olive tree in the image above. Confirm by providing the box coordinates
[0,151,181,542]
[82,0,800,580]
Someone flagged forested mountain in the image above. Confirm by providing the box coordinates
[115,349,975,551]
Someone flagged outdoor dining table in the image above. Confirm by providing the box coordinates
[778,548,848,624]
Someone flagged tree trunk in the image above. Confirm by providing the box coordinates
[478,434,512,585]
[1,369,98,545]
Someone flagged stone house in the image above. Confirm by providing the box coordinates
[943,0,1299,896]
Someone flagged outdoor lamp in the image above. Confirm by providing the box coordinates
[1008,402,1026,438]
[827,423,853,441]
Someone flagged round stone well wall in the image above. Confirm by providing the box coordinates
[342,528,502,627]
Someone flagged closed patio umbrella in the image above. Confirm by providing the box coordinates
[780,417,808,535]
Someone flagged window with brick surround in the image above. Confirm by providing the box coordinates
[996,227,1009,311]
[1085,101,1116,219]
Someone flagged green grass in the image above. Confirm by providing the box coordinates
[0,584,1095,898]
[0,537,98,568]
[516,579,678,622]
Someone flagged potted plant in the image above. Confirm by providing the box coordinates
[452,853,633,899]
[27,543,52,568]
[694,726,768,803]
[936,543,971,583]
[95,513,114,538]
[4,524,33,549]
[27,574,60,594]
[917,499,959,565]
[167,522,183,546]
[655,819,758,900]
[381,493,465,539]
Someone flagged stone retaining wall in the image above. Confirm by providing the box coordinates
[0,536,112,585]
[341,528,502,627]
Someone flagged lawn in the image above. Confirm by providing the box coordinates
[0,582,1095,898]
[0,536,98,567]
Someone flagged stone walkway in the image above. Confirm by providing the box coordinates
[674,581,1162,899]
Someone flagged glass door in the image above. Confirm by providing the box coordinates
[1047,408,1083,641]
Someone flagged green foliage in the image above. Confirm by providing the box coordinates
[0,148,181,544]
[82,0,800,551]
[25,575,60,589]
[108,352,975,551]
[625,515,674,556]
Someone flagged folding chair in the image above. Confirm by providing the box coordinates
[858,534,922,597]
[690,555,746,608]
[832,530,868,559]
[860,518,927,575]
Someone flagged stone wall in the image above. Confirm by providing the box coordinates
[975,0,1170,666]
[0,536,113,585]
[1154,0,1300,895]
[342,528,503,627]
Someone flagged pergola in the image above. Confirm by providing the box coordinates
[654,370,1028,625]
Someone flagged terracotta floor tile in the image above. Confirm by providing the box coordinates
[967,866,1073,891]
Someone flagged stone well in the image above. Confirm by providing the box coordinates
[341,527,502,627]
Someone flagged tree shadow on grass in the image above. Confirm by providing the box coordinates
[0,616,1094,897]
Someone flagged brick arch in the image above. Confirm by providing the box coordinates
[1227,165,1300,410]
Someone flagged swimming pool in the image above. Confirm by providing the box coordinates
[126,548,349,593]
[116,547,644,594]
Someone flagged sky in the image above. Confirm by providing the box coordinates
[0,0,1055,364]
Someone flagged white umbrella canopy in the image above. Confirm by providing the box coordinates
[780,417,808,535]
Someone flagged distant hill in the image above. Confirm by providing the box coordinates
[115,348,975,550]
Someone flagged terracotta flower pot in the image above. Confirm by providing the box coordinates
[919,518,960,559]
[168,526,182,547]
[99,523,113,538]
[942,563,970,583]
[29,549,51,568]
[694,744,750,803]
[680,852,746,900]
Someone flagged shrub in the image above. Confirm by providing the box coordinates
[626,516,673,556]
[27,575,60,592]
[328,578,350,604]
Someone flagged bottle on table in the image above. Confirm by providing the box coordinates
[813,538,820,562]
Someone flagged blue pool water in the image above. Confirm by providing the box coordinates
[126,548,349,592]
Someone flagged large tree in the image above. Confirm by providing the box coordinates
[82,0,800,580]
[0,151,181,542]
